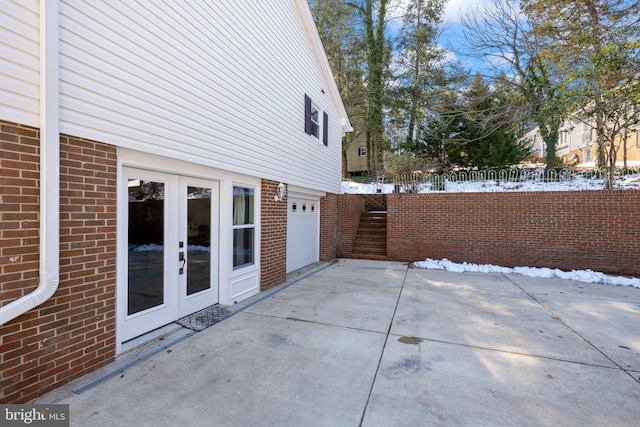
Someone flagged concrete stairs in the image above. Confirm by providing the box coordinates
[351,211,387,260]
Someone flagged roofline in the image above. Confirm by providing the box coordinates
[294,0,352,134]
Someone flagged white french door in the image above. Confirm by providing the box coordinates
[119,168,219,343]
[178,176,219,317]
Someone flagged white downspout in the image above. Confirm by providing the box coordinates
[0,0,60,325]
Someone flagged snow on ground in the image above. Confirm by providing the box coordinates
[342,170,640,194]
[413,258,640,288]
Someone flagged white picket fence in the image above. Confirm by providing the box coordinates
[386,167,640,193]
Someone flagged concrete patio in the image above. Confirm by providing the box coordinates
[34,259,640,426]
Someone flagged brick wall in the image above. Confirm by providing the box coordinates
[0,121,117,403]
[319,193,337,261]
[259,179,287,290]
[338,192,640,277]
[336,195,365,258]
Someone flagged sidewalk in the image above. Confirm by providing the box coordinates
[34,259,640,426]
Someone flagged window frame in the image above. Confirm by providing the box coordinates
[304,94,329,146]
[358,146,367,157]
[310,104,320,139]
[232,186,255,270]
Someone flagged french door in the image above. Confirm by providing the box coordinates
[119,168,219,343]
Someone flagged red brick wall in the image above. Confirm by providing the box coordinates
[0,121,117,403]
[319,193,337,261]
[384,192,640,276]
[336,195,365,258]
[259,179,287,290]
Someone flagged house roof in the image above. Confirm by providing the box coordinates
[293,0,352,135]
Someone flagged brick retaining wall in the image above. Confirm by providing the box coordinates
[338,192,640,277]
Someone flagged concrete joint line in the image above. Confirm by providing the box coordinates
[359,263,411,426]
[501,273,640,385]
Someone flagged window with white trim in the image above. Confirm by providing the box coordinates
[305,94,329,146]
[232,186,254,269]
[358,146,367,157]
[310,105,320,138]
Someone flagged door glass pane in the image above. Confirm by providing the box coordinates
[187,186,211,295]
[128,179,164,315]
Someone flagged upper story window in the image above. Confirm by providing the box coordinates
[305,94,329,146]
[310,105,320,138]
[358,146,367,157]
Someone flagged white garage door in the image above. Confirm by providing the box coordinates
[286,197,319,273]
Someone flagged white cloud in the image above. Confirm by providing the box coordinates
[444,0,491,23]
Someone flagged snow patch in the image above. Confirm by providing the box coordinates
[413,258,640,288]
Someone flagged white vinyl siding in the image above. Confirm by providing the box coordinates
[57,0,343,194]
[0,0,40,127]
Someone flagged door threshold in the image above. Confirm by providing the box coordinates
[120,323,188,355]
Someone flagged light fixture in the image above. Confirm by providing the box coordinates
[274,182,286,202]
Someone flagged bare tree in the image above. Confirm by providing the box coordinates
[522,0,640,188]
[461,0,568,172]
[310,0,368,176]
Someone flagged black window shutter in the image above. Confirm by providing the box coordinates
[323,112,328,146]
[304,94,312,135]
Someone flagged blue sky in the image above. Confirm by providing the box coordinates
[389,0,495,74]
[440,0,494,74]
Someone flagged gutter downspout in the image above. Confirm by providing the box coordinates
[0,0,60,325]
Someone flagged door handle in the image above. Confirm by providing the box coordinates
[179,251,186,274]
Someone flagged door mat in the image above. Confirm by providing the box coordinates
[177,305,234,331]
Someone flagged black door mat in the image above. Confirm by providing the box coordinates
[177,305,234,331]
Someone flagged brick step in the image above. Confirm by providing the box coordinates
[356,231,386,237]
[359,217,387,222]
[358,223,387,229]
[354,236,386,245]
[350,252,388,260]
[352,248,387,256]
[353,245,386,253]
[351,211,387,259]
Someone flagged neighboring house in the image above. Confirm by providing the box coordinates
[525,118,640,167]
[0,0,350,403]
[522,127,546,161]
[346,133,368,175]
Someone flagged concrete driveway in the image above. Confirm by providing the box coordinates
[35,259,640,426]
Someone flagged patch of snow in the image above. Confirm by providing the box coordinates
[413,258,640,288]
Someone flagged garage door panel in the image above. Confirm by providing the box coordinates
[286,197,319,273]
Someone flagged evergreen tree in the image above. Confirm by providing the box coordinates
[421,75,531,170]
[394,0,447,145]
